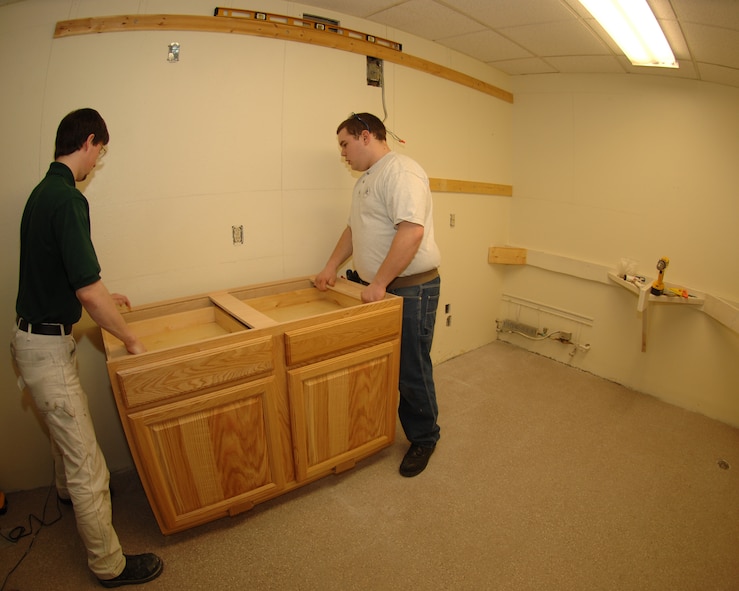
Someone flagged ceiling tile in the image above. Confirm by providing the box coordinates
[683,23,739,69]
[442,0,577,28]
[697,63,739,88]
[501,20,609,56]
[371,0,485,40]
[439,29,533,61]
[296,0,400,19]
[547,55,625,73]
[489,58,558,75]
[670,0,739,29]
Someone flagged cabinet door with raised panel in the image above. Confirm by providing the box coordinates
[287,341,400,482]
[128,377,285,534]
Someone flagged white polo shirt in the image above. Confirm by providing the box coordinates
[349,152,441,282]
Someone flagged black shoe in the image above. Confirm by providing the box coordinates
[399,443,435,477]
[98,553,163,588]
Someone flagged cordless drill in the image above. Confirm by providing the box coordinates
[650,257,670,296]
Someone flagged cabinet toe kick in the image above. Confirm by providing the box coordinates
[228,498,255,517]
[332,458,357,474]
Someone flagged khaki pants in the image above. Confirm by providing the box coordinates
[10,328,125,579]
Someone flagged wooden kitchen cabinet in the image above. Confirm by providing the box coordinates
[103,277,401,534]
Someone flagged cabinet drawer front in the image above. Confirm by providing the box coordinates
[284,307,401,366]
[116,336,274,407]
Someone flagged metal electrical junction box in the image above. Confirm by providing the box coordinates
[367,56,383,86]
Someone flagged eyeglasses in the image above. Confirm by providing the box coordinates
[351,112,370,132]
[98,145,107,159]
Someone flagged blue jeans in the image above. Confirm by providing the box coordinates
[387,276,441,446]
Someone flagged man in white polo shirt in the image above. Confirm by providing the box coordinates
[315,112,442,477]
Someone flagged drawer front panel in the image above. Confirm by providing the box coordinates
[284,307,401,366]
[116,336,274,407]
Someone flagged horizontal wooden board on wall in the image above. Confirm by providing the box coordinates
[430,178,513,196]
[488,247,527,265]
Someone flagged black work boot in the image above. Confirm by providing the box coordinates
[98,553,163,588]
[399,443,436,477]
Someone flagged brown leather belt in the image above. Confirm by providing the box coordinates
[16,317,72,336]
[387,268,439,291]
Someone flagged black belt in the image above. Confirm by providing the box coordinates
[347,268,439,290]
[16,317,73,336]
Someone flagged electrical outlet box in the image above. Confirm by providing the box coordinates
[366,56,383,87]
[167,42,180,62]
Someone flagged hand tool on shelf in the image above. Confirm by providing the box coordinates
[666,287,694,299]
[650,257,670,296]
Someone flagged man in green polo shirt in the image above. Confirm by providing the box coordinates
[11,108,163,588]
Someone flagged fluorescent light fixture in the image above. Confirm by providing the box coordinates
[578,0,678,68]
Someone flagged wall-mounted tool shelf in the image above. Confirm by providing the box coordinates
[607,272,705,308]
[608,272,708,352]
[487,247,738,349]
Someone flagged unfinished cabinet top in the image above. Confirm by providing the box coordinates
[102,276,396,359]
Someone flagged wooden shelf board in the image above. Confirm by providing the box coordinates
[430,178,512,196]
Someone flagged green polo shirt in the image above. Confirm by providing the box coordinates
[15,162,102,325]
